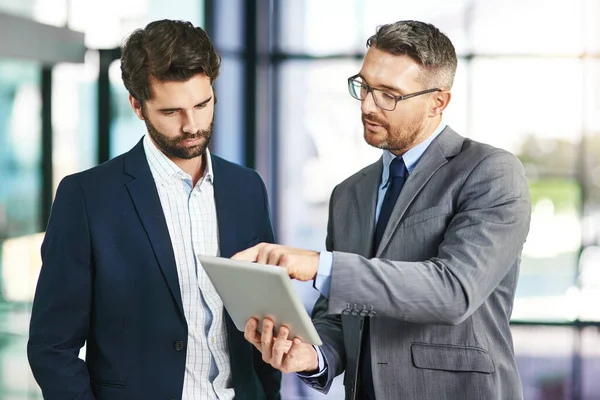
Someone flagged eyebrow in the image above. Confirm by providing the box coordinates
[358,74,407,94]
[157,96,212,112]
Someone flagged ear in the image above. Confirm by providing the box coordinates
[429,91,451,117]
[128,94,144,120]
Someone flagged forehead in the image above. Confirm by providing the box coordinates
[359,47,423,91]
[148,73,212,105]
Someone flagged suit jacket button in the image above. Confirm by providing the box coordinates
[174,340,186,351]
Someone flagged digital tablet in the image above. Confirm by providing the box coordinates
[199,255,322,345]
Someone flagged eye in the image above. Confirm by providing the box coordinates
[162,110,177,116]
[381,92,396,101]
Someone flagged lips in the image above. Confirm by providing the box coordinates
[181,137,202,146]
[363,118,386,131]
[362,114,386,128]
[364,120,381,127]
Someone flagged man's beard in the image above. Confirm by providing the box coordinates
[144,114,214,160]
[362,113,425,154]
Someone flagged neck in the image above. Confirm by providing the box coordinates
[418,116,442,144]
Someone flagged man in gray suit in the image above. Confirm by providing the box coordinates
[234,20,531,400]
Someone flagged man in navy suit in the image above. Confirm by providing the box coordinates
[27,19,281,400]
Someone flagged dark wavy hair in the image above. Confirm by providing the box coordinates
[120,19,221,103]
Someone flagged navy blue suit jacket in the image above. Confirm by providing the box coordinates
[27,139,281,400]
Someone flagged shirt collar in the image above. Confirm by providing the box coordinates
[143,134,214,185]
[381,121,447,185]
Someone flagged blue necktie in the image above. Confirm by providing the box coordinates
[361,157,407,400]
[373,157,407,251]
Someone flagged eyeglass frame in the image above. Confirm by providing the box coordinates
[347,74,442,111]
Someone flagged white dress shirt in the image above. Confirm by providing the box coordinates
[144,135,234,400]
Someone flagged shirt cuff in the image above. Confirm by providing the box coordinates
[296,345,327,378]
[313,251,333,299]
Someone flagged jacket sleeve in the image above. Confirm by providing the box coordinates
[27,175,95,399]
[327,151,532,325]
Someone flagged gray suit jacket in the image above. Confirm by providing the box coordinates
[307,127,531,400]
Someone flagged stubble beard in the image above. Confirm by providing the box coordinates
[144,112,214,160]
[362,113,426,154]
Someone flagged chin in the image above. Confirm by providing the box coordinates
[363,131,388,150]
[183,148,206,160]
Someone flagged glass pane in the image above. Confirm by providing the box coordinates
[0,64,42,400]
[579,56,600,323]
[279,0,470,55]
[0,0,34,19]
[577,246,600,321]
[470,58,584,156]
[583,60,600,259]
[514,325,600,400]
[278,0,364,55]
[582,326,600,399]
[470,58,584,322]
[584,0,600,53]
[212,56,245,165]
[444,57,469,136]
[0,315,42,398]
[52,51,98,193]
[578,61,599,322]
[361,0,470,55]
[513,178,581,321]
[0,60,42,288]
[278,59,380,249]
[0,0,67,26]
[0,58,42,399]
[512,325,575,399]
[471,0,585,55]
[212,0,244,53]
[109,59,146,158]
[69,0,203,49]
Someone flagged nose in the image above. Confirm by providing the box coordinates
[361,91,379,115]
[181,111,199,134]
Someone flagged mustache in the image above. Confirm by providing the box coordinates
[362,114,388,127]
[178,130,210,141]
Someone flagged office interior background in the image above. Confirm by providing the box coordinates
[1,0,600,399]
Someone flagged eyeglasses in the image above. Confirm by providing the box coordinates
[347,74,441,111]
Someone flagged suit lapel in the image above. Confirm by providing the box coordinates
[211,157,238,258]
[353,161,382,257]
[123,139,184,316]
[375,127,464,256]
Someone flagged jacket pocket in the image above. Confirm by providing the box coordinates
[399,203,452,228]
[91,380,125,389]
[91,380,126,400]
[411,342,495,374]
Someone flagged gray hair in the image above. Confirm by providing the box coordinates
[367,20,457,90]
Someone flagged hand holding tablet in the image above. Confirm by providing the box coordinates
[244,316,319,374]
